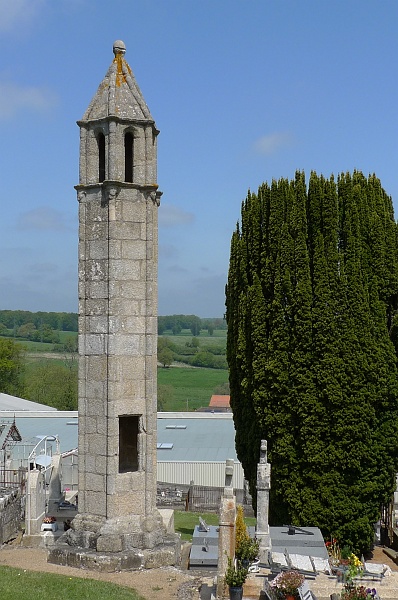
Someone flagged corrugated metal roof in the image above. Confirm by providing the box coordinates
[157,413,237,462]
[1,410,238,463]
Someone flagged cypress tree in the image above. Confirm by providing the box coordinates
[226,171,398,552]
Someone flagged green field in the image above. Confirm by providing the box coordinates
[157,366,228,411]
[1,328,228,411]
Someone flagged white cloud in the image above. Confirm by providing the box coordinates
[159,204,194,228]
[17,207,68,231]
[0,0,45,32]
[0,82,57,119]
[253,132,294,156]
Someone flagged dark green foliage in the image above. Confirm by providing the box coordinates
[226,171,398,553]
[0,338,24,395]
[23,360,78,410]
[158,347,174,367]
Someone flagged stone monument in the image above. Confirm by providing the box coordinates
[216,458,236,598]
[256,439,271,563]
[48,40,180,570]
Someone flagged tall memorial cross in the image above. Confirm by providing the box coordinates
[256,439,271,562]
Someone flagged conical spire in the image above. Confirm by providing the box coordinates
[81,40,154,122]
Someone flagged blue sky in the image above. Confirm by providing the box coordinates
[0,0,397,318]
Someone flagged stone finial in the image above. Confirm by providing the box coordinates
[225,459,234,488]
[113,40,126,56]
[260,439,267,463]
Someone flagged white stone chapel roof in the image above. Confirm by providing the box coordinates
[81,39,155,123]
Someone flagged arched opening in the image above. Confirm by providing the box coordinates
[98,132,105,182]
[124,131,134,182]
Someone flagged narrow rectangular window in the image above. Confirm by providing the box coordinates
[119,415,139,472]
[98,133,105,182]
[124,132,134,182]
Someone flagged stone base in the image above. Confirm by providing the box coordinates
[48,539,180,571]
[47,511,181,571]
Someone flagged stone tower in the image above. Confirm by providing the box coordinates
[49,41,179,570]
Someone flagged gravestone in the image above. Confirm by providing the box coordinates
[48,40,180,571]
[256,439,271,563]
[216,458,236,597]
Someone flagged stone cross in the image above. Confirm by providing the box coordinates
[256,439,271,563]
[217,459,236,598]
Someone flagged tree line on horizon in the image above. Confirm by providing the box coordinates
[0,310,226,337]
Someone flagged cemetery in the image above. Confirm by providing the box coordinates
[1,37,398,600]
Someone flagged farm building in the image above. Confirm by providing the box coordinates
[0,396,244,491]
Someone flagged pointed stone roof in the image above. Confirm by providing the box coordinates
[81,40,154,123]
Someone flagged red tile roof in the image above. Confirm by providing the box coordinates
[209,395,230,408]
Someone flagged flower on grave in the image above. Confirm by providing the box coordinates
[42,516,56,523]
[346,553,364,582]
[270,569,305,597]
[340,584,378,599]
[326,537,342,563]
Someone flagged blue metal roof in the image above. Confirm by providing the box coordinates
[157,413,237,462]
[1,411,237,463]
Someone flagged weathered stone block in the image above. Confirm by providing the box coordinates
[85,492,107,517]
[107,334,140,355]
[89,240,108,259]
[87,281,109,299]
[122,201,147,223]
[84,334,106,355]
[143,545,178,569]
[119,552,144,570]
[88,316,109,334]
[84,298,108,316]
[96,534,123,552]
[121,239,146,260]
[72,513,106,534]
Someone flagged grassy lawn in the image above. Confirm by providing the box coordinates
[0,566,143,600]
[157,366,229,411]
[174,511,256,541]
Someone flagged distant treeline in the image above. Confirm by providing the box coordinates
[158,315,226,335]
[0,310,225,335]
[0,310,78,332]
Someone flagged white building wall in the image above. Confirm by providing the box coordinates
[157,460,244,488]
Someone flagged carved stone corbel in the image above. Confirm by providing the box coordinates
[77,190,86,203]
[102,185,120,206]
[144,189,162,206]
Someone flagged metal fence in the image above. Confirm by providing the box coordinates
[0,468,26,492]
[156,480,253,514]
